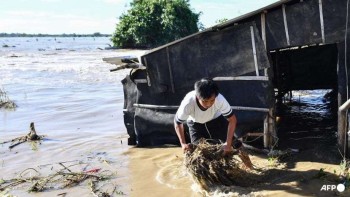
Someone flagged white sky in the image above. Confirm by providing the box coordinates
[0,0,279,34]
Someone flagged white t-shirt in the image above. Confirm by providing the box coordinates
[175,90,233,124]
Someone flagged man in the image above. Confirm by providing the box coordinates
[174,78,242,155]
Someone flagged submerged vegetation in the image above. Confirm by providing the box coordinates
[0,164,120,196]
[0,87,16,110]
[0,122,124,196]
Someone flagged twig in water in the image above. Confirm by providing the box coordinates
[0,122,45,150]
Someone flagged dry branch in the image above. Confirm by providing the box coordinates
[0,122,45,149]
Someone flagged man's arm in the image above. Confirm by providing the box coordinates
[174,120,191,152]
[223,114,237,154]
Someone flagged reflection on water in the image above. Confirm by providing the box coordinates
[276,90,338,151]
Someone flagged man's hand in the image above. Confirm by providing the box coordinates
[181,143,192,153]
[222,144,233,156]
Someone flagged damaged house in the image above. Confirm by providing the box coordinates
[109,0,350,157]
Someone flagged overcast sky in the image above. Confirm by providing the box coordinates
[0,0,279,34]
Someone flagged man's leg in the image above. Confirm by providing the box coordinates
[187,120,210,144]
[206,116,242,149]
[205,116,228,142]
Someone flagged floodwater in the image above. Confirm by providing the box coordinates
[0,37,349,196]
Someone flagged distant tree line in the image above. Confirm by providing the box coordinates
[0,32,111,37]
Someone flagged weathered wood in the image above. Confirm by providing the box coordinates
[339,99,350,112]
[2,122,45,149]
[247,133,265,137]
[282,4,290,46]
[133,104,270,112]
[213,76,268,81]
[268,108,276,147]
[103,57,139,65]
[250,26,259,76]
[134,79,147,84]
[261,12,267,49]
[338,100,348,154]
[133,104,178,110]
[143,57,151,86]
[318,0,325,43]
[337,42,348,156]
[263,114,270,148]
[109,63,140,72]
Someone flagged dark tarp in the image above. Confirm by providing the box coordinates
[286,0,322,46]
[263,0,348,50]
[122,22,273,146]
[266,7,288,49]
[142,22,270,94]
[323,0,347,44]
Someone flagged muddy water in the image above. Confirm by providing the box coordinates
[124,90,349,196]
[125,147,200,197]
[276,90,338,151]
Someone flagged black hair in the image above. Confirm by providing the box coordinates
[194,78,219,99]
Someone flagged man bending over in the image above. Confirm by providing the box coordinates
[174,78,242,155]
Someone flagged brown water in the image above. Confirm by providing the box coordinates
[1,38,349,196]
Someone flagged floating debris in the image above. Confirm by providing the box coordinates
[0,163,119,196]
[0,122,44,149]
[0,87,17,110]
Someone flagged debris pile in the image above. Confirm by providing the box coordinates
[0,163,119,196]
[0,87,16,110]
[184,139,257,190]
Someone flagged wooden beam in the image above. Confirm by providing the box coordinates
[318,0,325,43]
[261,11,269,77]
[282,4,290,46]
[133,104,270,112]
[337,42,348,156]
[268,108,276,147]
[134,79,147,84]
[250,26,259,76]
[213,76,269,81]
[247,133,265,137]
[143,57,151,86]
[339,99,350,112]
[134,104,178,110]
[231,106,270,112]
[264,114,270,148]
[261,12,267,49]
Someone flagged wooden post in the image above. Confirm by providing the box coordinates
[263,63,276,149]
[264,114,270,148]
[268,108,276,147]
[337,42,348,154]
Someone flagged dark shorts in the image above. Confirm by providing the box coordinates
[187,115,242,149]
[187,115,228,143]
